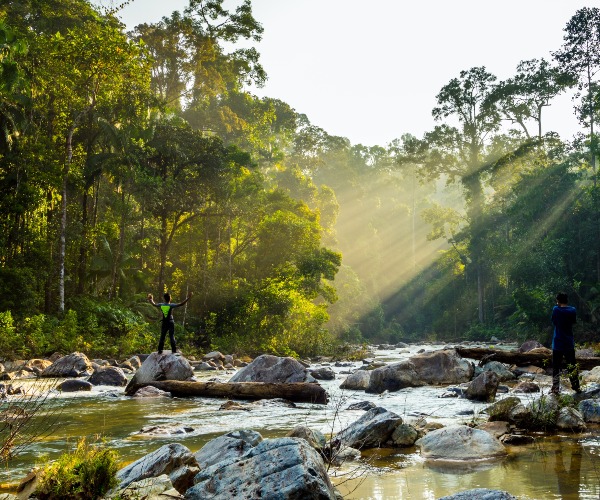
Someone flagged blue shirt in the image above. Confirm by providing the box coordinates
[551,305,576,351]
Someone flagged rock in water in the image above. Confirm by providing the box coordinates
[125,352,194,394]
[186,437,337,500]
[41,352,93,378]
[228,354,316,383]
[416,425,507,460]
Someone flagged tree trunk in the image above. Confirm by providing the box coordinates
[59,127,75,313]
[456,346,600,370]
[125,380,328,404]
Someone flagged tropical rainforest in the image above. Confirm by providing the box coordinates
[0,0,599,359]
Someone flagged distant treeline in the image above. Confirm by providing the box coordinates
[0,1,599,359]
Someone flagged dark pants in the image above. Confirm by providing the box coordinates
[552,348,580,392]
[158,320,177,353]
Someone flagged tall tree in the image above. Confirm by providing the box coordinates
[426,67,502,323]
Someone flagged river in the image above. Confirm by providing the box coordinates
[1,344,599,499]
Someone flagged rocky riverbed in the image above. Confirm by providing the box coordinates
[1,342,600,498]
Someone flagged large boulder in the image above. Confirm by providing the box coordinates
[116,443,198,493]
[331,406,402,450]
[578,399,600,423]
[416,425,507,460]
[88,366,127,386]
[186,437,337,500]
[556,407,586,431]
[340,370,371,390]
[125,353,194,395]
[41,352,93,378]
[228,354,316,384]
[367,350,473,394]
[309,366,336,380]
[464,371,499,402]
[194,430,263,470]
[286,426,326,450]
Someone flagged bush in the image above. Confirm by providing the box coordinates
[36,438,119,499]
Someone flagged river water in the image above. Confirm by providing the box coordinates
[1,344,599,499]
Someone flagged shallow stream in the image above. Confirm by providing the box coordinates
[1,344,599,499]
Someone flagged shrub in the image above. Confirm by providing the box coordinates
[36,438,119,499]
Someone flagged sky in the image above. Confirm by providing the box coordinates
[113,0,598,146]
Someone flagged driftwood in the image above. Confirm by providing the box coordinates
[456,347,600,371]
[125,380,328,404]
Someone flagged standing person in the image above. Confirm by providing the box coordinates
[551,292,581,394]
[147,291,192,354]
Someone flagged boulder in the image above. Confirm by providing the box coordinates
[438,489,517,500]
[390,423,418,447]
[41,352,93,378]
[476,421,510,439]
[116,443,198,493]
[186,437,337,500]
[340,370,371,390]
[125,352,194,394]
[556,407,586,431]
[23,359,53,372]
[416,425,507,460]
[194,430,263,470]
[331,406,402,450]
[228,354,316,384]
[346,401,376,411]
[512,381,540,393]
[132,386,170,398]
[464,371,499,402]
[113,474,182,499]
[583,366,600,384]
[480,361,515,382]
[203,351,225,362]
[309,366,336,380]
[57,379,93,392]
[88,366,127,386]
[484,397,522,421]
[367,350,473,394]
[578,399,600,423]
[127,355,142,370]
[286,426,326,450]
[518,340,543,353]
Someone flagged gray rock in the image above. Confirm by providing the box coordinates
[194,429,263,470]
[286,426,326,450]
[186,437,337,500]
[125,352,194,394]
[438,488,517,500]
[133,386,171,398]
[116,443,197,492]
[346,401,376,411]
[464,371,499,402]
[88,366,127,386]
[367,350,473,394]
[390,423,418,447]
[340,370,371,390]
[556,407,586,431]
[578,399,600,423]
[484,397,522,421]
[512,381,540,393]
[518,340,543,353]
[203,351,225,362]
[112,474,182,499]
[480,361,515,382]
[309,366,336,380]
[332,406,402,450]
[127,355,142,370]
[228,354,316,384]
[58,379,93,392]
[41,352,93,378]
[416,425,506,460]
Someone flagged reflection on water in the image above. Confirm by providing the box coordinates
[0,345,599,499]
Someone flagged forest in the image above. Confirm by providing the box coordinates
[1,0,599,359]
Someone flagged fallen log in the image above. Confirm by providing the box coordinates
[456,347,600,371]
[125,380,329,404]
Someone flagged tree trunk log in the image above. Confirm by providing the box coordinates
[126,380,328,404]
[456,347,600,371]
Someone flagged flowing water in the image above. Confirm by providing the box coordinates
[1,345,599,499]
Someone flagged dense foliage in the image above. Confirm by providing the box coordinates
[0,1,599,358]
